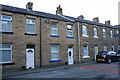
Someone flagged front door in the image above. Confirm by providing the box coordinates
[26,48,34,69]
[68,47,73,65]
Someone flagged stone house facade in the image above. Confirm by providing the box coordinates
[0,3,120,71]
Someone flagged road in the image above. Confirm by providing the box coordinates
[7,62,120,79]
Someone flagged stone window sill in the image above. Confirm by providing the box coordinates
[83,56,90,58]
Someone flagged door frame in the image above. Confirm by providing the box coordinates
[68,47,74,65]
[26,48,35,69]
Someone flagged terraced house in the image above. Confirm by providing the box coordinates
[0,2,120,71]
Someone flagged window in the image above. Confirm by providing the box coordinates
[103,29,106,38]
[94,46,98,55]
[110,30,113,38]
[26,19,35,34]
[1,15,12,32]
[67,25,73,37]
[82,25,88,37]
[83,45,90,58]
[117,30,119,34]
[0,44,12,63]
[51,45,59,60]
[104,46,107,51]
[94,28,98,38]
[51,22,58,35]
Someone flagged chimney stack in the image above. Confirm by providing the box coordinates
[105,20,110,25]
[77,15,84,19]
[93,17,99,22]
[26,2,33,10]
[56,4,63,15]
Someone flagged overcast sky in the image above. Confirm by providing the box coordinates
[0,0,119,25]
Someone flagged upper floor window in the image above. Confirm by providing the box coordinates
[67,25,73,37]
[110,30,113,38]
[51,45,59,60]
[117,30,119,34]
[94,28,98,38]
[26,19,35,34]
[51,22,58,35]
[103,29,106,38]
[1,15,12,32]
[0,44,12,63]
[82,25,88,37]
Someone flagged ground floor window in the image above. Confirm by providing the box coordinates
[83,45,90,58]
[104,46,107,51]
[51,45,59,60]
[0,44,12,63]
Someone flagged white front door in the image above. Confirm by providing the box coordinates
[26,48,34,69]
[68,48,73,65]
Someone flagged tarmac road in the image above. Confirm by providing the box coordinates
[5,62,120,79]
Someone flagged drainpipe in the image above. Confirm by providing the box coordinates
[40,17,42,67]
[77,22,81,63]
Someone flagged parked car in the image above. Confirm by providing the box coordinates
[96,51,120,63]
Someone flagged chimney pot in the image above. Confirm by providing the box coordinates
[93,17,99,22]
[26,2,33,10]
[56,4,63,15]
[77,15,84,19]
[105,20,110,25]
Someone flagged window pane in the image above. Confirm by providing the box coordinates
[51,46,58,51]
[51,29,58,35]
[67,25,72,29]
[82,25,87,35]
[2,15,12,20]
[26,24,34,33]
[0,50,11,62]
[0,44,11,49]
[83,46,88,56]
[51,53,58,60]
[2,21,11,32]
[67,31,72,36]
[52,23,57,28]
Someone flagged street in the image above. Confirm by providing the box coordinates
[7,62,120,79]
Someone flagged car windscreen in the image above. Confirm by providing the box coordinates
[98,52,107,55]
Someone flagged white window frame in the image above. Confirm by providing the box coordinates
[1,15,12,32]
[83,45,90,58]
[51,22,58,35]
[0,44,12,63]
[82,25,88,37]
[26,19,35,34]
[67,25,73,37]
[94,28,98,38]
[51,45,59,60]
[110,30,113,39]
[103,29,106,38]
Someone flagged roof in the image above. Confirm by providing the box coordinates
[1,4,73,22]
[1,4,120,29]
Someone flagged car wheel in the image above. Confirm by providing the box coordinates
[108,59,111,64]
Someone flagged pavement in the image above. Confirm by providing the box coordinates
[2,62,95,78]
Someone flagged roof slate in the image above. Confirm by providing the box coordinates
[1,4,120,29]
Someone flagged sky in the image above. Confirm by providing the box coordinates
[0,0,119,26]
